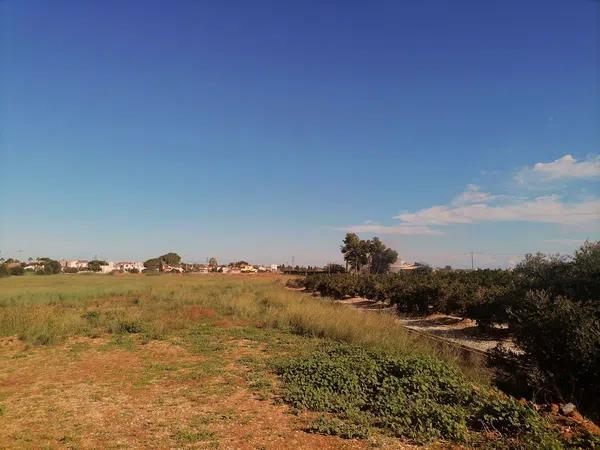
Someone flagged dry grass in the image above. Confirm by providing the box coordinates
[0,273,489,383]
[1,273,429,448]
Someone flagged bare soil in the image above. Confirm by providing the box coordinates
[0,335,415,449]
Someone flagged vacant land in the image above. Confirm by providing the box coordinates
[0,274,594,449]
[0,274,441,449]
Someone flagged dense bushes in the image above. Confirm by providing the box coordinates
[302,269,513,317]
[300,241,600,420]
[277,343,561,447]
[504,292,600,419]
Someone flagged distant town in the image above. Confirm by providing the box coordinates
[0,244,426,277]
[0,256,280,275]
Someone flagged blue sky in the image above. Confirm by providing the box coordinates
[1,0,598,268]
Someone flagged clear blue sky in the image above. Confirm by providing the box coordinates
[1,0,599,267]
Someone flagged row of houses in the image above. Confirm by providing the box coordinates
[59,260,145,273]
[57,259,279,274]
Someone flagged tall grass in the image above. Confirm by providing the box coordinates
[0,274,489,382]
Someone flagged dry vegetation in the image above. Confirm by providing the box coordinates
[0,274,596,448]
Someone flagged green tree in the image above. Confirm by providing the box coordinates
[9,265,25,276]
[341,234,397,274]
[88,260,107,272]
[341,233,369,272]
[324,263,346,274]
[208,257,218,267]
[144,258,162,271]
[229,260,249,268]
[37,258,61,275]
[368,237,398,274]
[160,252,181,266]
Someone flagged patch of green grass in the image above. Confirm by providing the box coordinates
[173,429,217,443]
[246,373,273,400]
[135,362,180,388]
[103,334,137,351]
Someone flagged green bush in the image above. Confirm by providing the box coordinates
[505,291,600,420]
[285,278,304,289]
[276,343,558,445]
[9,265,25,276]
[308,414,370,439]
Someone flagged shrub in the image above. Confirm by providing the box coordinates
[276,343,557,445]
[504,291,600,420]
[9,265,25,276]
[285,278,305,289]
[308,414,369,439]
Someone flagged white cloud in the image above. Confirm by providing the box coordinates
[344,189,599,235]
[343,223,442,235]
[451,184,495,206]
[395,195,600,227]
[516,154,600,183]
[343,154,600,237]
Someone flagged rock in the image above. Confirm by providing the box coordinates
[560,403,576,416]
[550,403,560,414]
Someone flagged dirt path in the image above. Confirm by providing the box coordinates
[335,297,516,354]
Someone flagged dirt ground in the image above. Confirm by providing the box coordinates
[0,333,414,449]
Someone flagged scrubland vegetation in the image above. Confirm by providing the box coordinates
[0,272,598,448]
[298,241,600,424]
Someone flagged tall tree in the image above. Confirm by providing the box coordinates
[371,247,398,274]
[341,233,369,272]
[160,252,181,266]
[341,234,398,274]
[144,258,162,271]
[208,257,218,267]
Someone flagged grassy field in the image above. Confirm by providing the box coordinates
[0,274,590,449]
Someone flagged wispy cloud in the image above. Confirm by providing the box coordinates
[516,154,600,184]
[343,223,442,235]
[342,153,600,235]
[451,184,496,206]
[395,195,600,227]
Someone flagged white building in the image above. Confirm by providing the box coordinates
[99,262,116,273]
[115,261,144,272]
[389,260,421,273]
[60,259,89,270]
